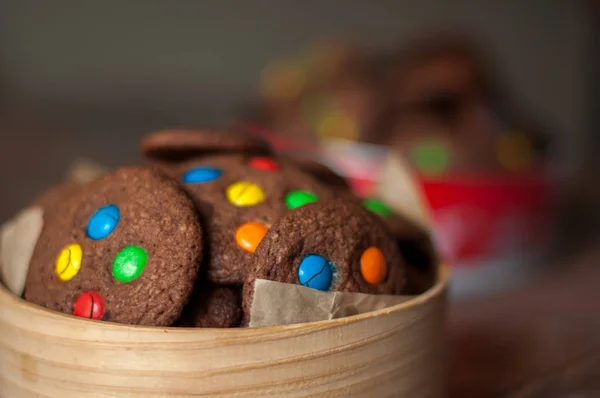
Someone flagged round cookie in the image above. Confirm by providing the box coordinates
[141,128,273,162]
[177,283,241,328]
[24,166,203,326]
[361,197,438,294]
[160,153,337,285]
[242,199,407,321]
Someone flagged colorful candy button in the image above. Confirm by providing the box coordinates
[410,140,452,176]
[55,243,83,281]
[235,222,269,253]
[249,157,280,172]
[227,181,265,207]
[316,109,359,141]
[112,246,148,283]
[360,247,387,285]
[496,131,532,171]
[363,198,392,218]
[285,190,318,210]
[260,60,306,101]
[183,167,222,184]
[73,291,104,320]
[86,204,120,240]
[297,254,333,291]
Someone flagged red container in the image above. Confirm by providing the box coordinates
[418,172,551,263]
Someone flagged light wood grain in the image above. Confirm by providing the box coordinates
[0,266,448,397]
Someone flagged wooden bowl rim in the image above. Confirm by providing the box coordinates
[0,264,448,334]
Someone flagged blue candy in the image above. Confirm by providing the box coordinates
[182,167,222,184]
[297,254,333,291]
[86,204,120,240]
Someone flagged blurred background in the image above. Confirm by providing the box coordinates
[0,0,593,212]
[0,1,598,396]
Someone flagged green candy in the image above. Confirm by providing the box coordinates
[363,198,392,218]
[113,246,148,283]
[286,190,319,209]
[411,140,451,176]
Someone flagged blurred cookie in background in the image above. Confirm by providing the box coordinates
[254,40,378,145]
[371,33,551,175]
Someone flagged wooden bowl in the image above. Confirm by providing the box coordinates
[1,158,446,397]
[0,265,447,397]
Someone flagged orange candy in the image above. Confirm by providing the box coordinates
[235,223,269,253]
[360,247,387,285]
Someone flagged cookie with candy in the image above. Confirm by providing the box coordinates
[372,34,551,175]
[140,129,351,285]
[242,199,410,323]
[23,167,204,326]
[166,154,345,284]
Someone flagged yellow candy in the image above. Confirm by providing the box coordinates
[316,110,358,141]
[496,131,533,171]
[55,243,82,281]
[227,181,265,207]
[260,60,306,101]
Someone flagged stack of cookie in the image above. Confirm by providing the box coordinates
[18,129,437,328]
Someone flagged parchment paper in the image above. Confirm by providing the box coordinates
[0,207,44,296]
[248,279,414,327]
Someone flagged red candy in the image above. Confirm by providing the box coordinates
[74,292,104,320]
[249,157,279,171]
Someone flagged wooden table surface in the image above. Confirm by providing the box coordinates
[448,246,600,397]
[508,351,600,397]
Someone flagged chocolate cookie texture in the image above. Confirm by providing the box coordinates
[161,154,337,285]
[140,128,273,162]
[24,166,203,326]
[242,199,407,320]
[177,283,241,328]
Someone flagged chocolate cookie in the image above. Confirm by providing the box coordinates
[177,283,241,328]
[24,166,203,326]
[160,153,337,285]
[362,197,438,294]
[141,128,273,162]
[242,199,407,321]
